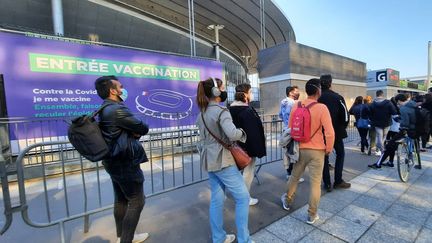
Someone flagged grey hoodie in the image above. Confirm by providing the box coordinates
[399,100,417,132]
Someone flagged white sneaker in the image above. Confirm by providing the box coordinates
[132,233,149,243]
[117,233,149,243]
[224,234,236,243]
[375,151,382,156]
[306,215,320,225]
[249,197,259,206]
[287,175,305,183]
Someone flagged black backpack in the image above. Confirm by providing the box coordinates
[67,104,111,162]
[415,106,430,137]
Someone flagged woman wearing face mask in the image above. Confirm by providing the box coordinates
[228,83,266,206]
[196,78,253,243]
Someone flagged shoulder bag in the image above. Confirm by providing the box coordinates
[201,113,251,170]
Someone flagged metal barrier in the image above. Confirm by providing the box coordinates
[0,117,361,242]
[0,120,284,242]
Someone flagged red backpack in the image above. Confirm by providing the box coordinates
[290,101,318,142]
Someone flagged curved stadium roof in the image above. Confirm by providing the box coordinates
[106,0,296,72]
[0,0,296,73]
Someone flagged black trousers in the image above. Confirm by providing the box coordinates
[112,179,145,243]
[357,127,369,152]
[323,138,345,186]
[376,131,401,165]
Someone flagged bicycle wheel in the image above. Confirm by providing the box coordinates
[397,142,410,182]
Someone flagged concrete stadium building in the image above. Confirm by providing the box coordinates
[0,0,366,116]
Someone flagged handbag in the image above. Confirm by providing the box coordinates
[200,113,252,170]
[356,105,370,129]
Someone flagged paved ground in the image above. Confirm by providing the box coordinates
[4,139,430,242]
[252,143,432,243]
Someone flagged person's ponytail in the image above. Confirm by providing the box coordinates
[197,81,209,112]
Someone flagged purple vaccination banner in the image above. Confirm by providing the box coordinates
[0,31,223,140]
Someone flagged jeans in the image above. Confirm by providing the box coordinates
[323,138,345,186]
[208,165,251,243]
[357,127,369,152]
[286,149,325,217]
[242,158,256,193]
[368,127,376,154]
[112,179,145,243]
[375,127,389,153]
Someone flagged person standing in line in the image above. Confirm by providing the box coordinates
[196,78,253,243]
[280,78,335,225]
[229,83,266,206]
[422,93,432,148]
[369,93,417,169]
[95,76,150,243]
[278,86,305,182]
[318,74,351,191]
[369,90,397,156]
[368,97,400,168]
[349,96,370,154]
[364,95,376,155]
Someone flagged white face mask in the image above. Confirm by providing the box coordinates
[119,88,128,102]
[249,92,254,102]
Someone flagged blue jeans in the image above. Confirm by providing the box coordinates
[208,165,251,243]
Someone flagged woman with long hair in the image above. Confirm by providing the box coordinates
[364,95,376,155]
[349,96,370,153]
[229,83,266,206]
[195,78,252,243]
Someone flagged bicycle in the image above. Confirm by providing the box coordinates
[396,136,421,182]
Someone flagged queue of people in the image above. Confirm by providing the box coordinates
[349,89,431,170]
[95,73,429,243]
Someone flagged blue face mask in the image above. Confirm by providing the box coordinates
[119,88,128,102]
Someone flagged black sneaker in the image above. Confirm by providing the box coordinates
[382,162,394,167]
[334,181,351,189]
[324,184,332,192]
[414,165,422,170]
[368,164,381,169]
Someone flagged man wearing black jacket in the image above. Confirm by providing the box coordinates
[95,76,149,243]
[369,90,397,156]
[318,74,351,191]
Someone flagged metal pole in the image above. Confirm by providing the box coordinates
[191,0,196,56]
[51,0,64,36]
[187,0,192,56]
[427,41,431,91]
[215,28,220,61]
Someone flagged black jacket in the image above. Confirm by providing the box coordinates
[229,104,266,158]
[318,89,349,139]
[349,104,370,122]
[99,99,149,167]
[369,98,397,128]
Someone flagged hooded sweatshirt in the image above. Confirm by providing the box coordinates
[399,100,417,133]
[369,97,398,128]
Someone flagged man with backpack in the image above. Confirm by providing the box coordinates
[279,86,304,182]
[95,76,150,243]
[281,78,334,225]
[369,90,398,156]
[318,74,351,191]
[369,93,420,169]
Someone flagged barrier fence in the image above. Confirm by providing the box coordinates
[0,117,360,242]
